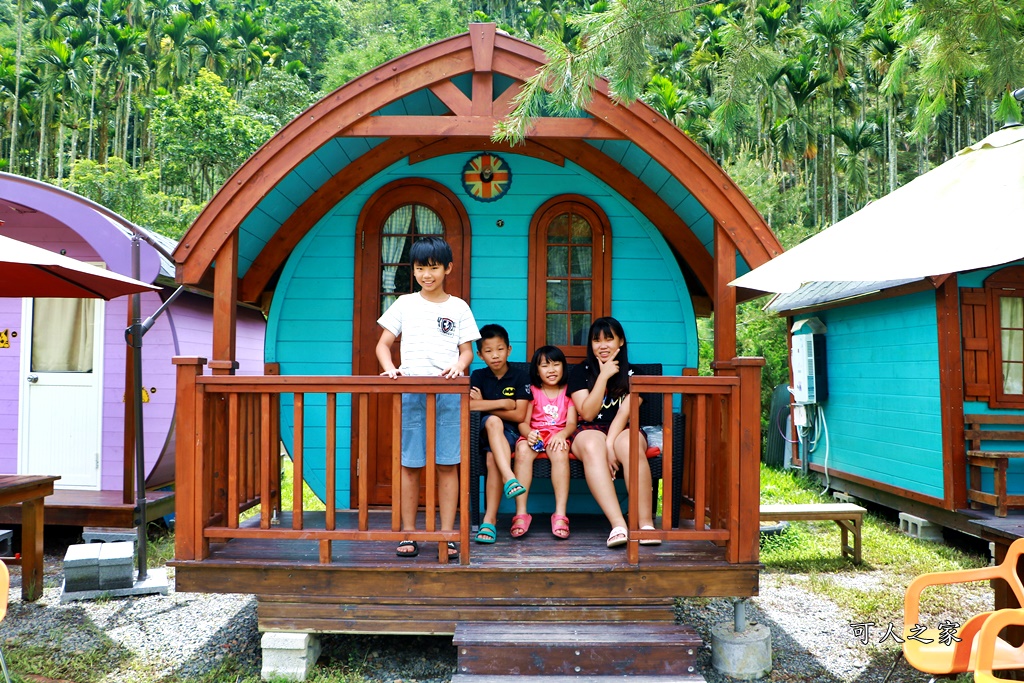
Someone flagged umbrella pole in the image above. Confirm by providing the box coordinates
[129,236,148,581]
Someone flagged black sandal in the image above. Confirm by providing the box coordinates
[447,542,459,561]
[396,540,419,558]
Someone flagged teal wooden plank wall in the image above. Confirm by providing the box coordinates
[265,153,698,507]
[797,290,944,499]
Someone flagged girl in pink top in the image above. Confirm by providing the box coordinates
[510,346,577,539]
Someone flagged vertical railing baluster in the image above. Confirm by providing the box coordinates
[358,393,369,531]
[661,392,673,531]
[694,394,707,531]
[425,393,439,561]
[293,393,304,531]
[459,392,470,565]
[391,394,402,531]
[227,393,239,528]
[322,392,336,564]
[627,393,641,564]
[260,392,272,529]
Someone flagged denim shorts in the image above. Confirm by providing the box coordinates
[479,414,519,455]
[402,393,462,468]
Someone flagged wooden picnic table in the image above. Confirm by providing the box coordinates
[0,474,59,601]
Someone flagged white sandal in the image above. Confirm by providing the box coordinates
[639,525,662,546]
[606,526,628,548]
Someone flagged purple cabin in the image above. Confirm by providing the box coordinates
[0,172,266,527]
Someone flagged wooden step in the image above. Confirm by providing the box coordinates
[453,621,702,678]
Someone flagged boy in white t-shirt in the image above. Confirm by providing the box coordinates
[376,236,480,560]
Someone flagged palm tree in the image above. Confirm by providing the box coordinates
[157,12,193,91]
[832,119,880,210]
[187,17,233,78]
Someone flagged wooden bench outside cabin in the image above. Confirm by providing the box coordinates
[966,413,1024,517]
[759,503,865,563]
[468,362,685,528]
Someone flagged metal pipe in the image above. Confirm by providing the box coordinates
[130,236,148,581]
[733,597,746,633]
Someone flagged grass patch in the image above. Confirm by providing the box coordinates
[759,464,988,628]
[4,620,134,683]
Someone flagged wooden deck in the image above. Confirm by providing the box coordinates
[172,512,759,634]
[0,488,175,528]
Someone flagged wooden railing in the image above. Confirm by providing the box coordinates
[173,356,763,567]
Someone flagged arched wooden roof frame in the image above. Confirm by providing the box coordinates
[174,24,781,310]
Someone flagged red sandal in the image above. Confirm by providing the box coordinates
[550,514,570,539]
[510,513,532,538]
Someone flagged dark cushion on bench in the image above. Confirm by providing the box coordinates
[468,362,684,527]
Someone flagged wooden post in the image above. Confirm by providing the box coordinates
[714,224,737,363]
[173,356,206,561]
[725,357,765,564]
[211,231,238,377]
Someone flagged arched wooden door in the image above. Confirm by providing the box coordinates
[352,179,472,506]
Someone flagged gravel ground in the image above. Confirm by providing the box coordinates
[0,533,990,683]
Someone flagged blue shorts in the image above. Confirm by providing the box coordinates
[402,393,462,468]
[479,414,518,455]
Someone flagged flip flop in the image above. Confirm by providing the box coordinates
[639,525,663,546]
[606,526,628,548]
[503,478,527,499]
[510,513,532,538]
[550,514,570,539]
[475,523,497,544]
[447,541,459,561]
[396,540,419,557]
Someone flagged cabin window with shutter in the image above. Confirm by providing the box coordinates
[985,266,1024,408]
[528,196,612,362]
[378,204,445,315]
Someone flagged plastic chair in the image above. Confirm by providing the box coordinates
[902,537,1024,680]
[974,607,1024,683]
[0,560,11,683]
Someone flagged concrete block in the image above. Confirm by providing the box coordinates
[64,543,101,592]
[261,631,321,681]
[832,491,857,505]
[98,541,135,590]
[990,541,997,566]
[83,527,138,545]
[899,512,943,542]
[711,622,772,680]
[0,529,12,556]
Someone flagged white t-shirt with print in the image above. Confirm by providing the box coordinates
[377,292,481,376]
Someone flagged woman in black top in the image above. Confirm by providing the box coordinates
[568,317,659,548]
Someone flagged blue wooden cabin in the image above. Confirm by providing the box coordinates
[168,24,779,663]
[771,264,1024,536]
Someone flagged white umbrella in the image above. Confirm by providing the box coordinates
[732,124,1024,293]
[0,234,158,299]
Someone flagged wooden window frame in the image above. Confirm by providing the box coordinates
[986,266,1024,409]
[527,195,612,363]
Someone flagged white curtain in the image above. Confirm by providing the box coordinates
[1001,296,1024,394]
[416,207,443,235]
[31,298,95,372]
[381,206,413,296]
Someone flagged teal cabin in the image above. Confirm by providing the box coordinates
[767,258,1024,557]
[168,24,781,675]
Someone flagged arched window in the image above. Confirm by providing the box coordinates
[528,196,612,362]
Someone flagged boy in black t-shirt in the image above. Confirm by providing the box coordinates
[469,324,531,543]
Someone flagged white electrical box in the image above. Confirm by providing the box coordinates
[790,333,827,405]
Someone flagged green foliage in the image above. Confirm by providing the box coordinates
[318,0,470,92]
[239,66,316,129]
[150,68,274,201]
[65,157,201,238]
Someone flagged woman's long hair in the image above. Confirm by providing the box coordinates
[529,345,568,388]
[584,317,631,399]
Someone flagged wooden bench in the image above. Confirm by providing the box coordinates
[468,362,684,528]
[966,414,1024,517]
[759,503,865,563]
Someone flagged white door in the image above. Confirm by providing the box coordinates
[18,295,105,489]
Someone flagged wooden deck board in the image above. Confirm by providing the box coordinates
[172,512,758,634]
[0,488,175,528]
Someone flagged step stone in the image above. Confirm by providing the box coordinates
[454,622,701,678]
[63,543,102,592]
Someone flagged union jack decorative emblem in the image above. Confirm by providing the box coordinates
[461,154,511,202]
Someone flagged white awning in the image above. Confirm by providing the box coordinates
[731,124,1024,293]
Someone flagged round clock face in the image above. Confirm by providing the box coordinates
[462,153,511,202]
